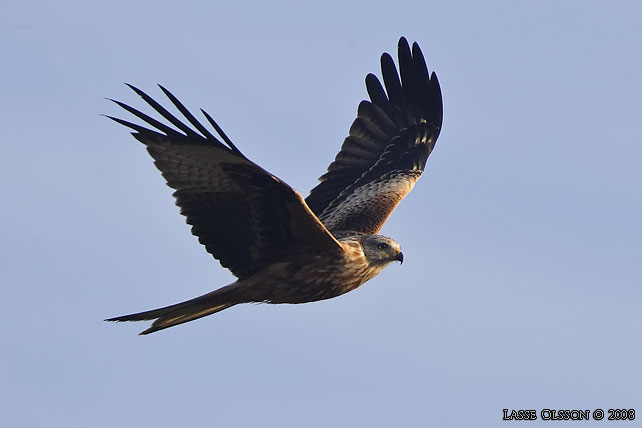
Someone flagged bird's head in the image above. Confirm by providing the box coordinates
[360,234,404,266]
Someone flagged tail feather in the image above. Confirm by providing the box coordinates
[106,284,241,335]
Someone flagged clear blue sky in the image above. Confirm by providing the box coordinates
[2,1,641,426]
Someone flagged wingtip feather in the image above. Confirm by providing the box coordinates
[398,36,410,52]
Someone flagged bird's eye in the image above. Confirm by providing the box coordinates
[377,243,389,250]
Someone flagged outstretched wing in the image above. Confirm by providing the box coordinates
[107,85,343,279]
[306,37,443,234]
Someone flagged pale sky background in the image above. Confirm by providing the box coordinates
[2,1,641,426]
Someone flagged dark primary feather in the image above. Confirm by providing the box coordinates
[108,85,342,279]
[306,37,443,234]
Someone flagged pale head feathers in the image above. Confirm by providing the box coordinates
[359,234,403,266]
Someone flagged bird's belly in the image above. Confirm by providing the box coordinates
[248,256,382,304]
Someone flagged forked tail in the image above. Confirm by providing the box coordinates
[106,284,240,335]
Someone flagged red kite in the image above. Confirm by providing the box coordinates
[106,37,442,334]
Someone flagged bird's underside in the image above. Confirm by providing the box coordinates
[106,37,443,335]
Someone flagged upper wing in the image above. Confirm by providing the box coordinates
[107,85,343,279]
[305,37,443,234]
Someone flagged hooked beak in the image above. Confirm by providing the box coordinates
[395,251,404,264]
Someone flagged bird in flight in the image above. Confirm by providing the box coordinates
[106,37,443,335]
